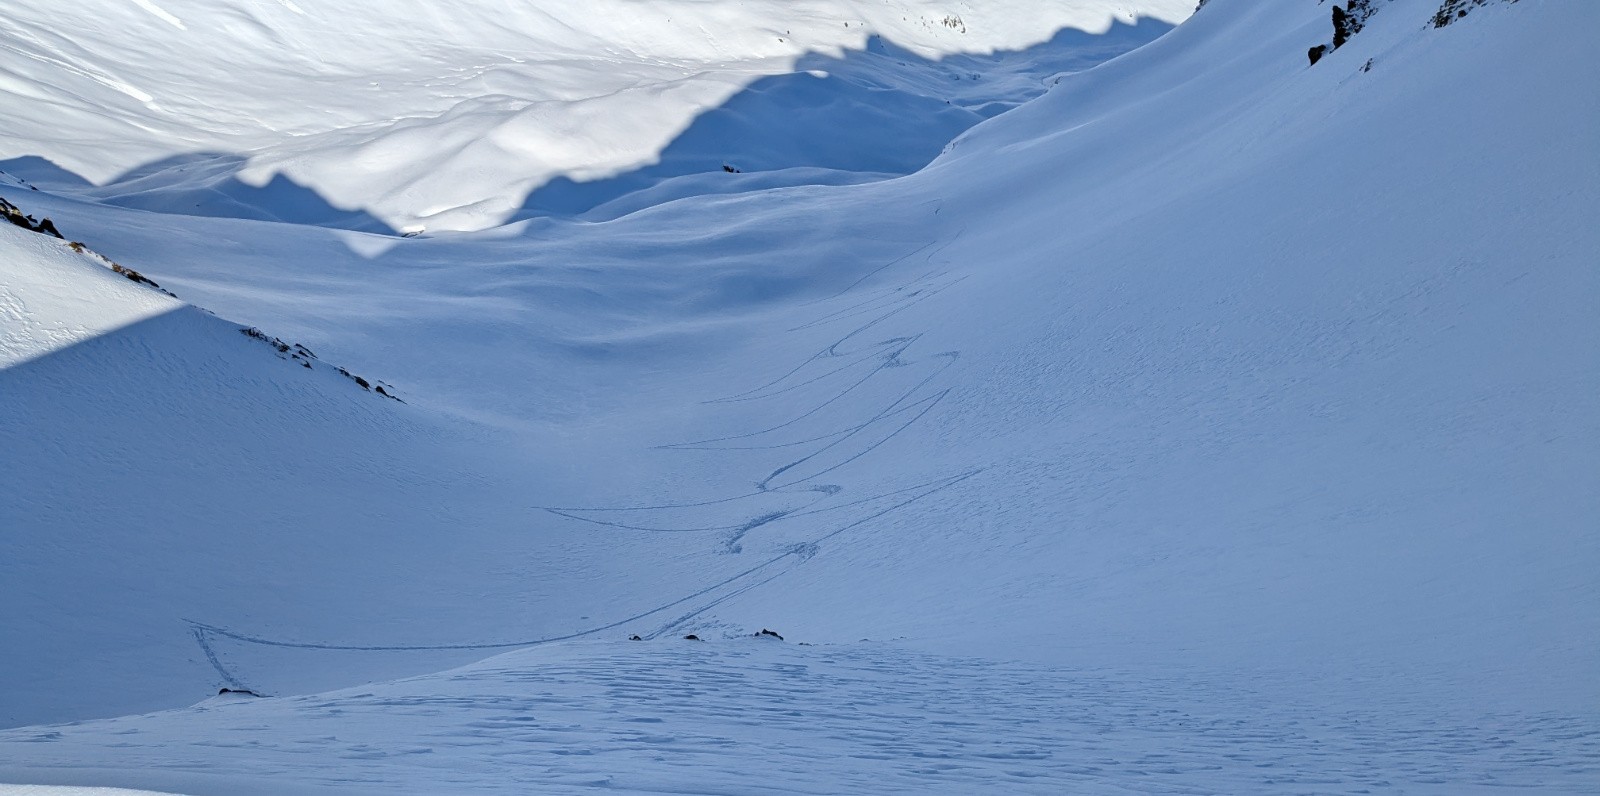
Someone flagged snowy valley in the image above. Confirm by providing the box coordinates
[1,0,1597,793]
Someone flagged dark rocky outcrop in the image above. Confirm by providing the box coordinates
[1309,0,1382,65]
[242,329,403,402]
[6,190,404,406]
[1433,0,1519,27]
[1,195,63,238]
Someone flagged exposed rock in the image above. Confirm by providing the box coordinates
[1,194,64,238]
[243,328,401,401]
[1308,0,1382,66]
[1433,0,1518,27]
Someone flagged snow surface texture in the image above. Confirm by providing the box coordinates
[0,0,1192,232]
[3,0,1599,793]
[0,224,178,368]
[6,641,1598,795]
[0,788,179,796]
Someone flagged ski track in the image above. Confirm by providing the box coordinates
[185,237,974,693]
[5,3,1598,792]
[6,644,1598,795]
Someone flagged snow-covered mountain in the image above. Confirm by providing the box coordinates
[2,0,1597,793]
[0,0,1191,232]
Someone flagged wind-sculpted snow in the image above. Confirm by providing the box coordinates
[0,789,179,796]
[5,641,1599,795]
[0,0,1191,231]
[0,222,178,368]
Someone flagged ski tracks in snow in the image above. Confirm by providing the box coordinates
[185,233,976,690]
[547,236,970,558]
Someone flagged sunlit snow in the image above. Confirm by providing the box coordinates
[2,0,1596,793]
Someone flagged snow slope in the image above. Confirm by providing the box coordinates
[0,788,178,796]
[2,0,1598,793]
[8,640,1598,796]
[0,219,541,728]
[0,220,178,369]
[0,0,1191,231]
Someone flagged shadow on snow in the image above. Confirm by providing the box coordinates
[514,19,1172,222]
[0,17,1172,235]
